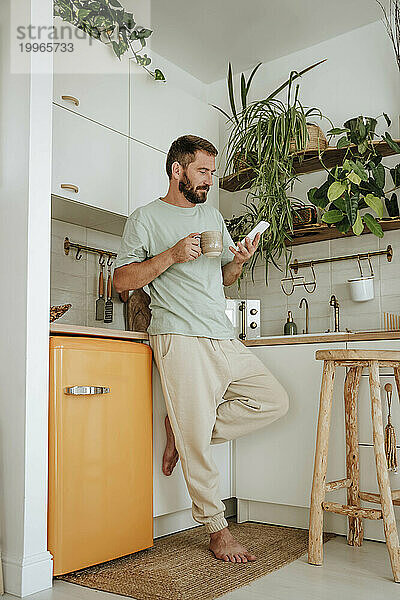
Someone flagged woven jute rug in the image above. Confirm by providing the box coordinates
[57,518,335,600]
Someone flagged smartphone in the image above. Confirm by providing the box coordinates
[237,220,270,249]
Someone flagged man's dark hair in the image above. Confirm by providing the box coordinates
[166,135,218,179]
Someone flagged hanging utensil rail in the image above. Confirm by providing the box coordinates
[64,237,117,265]
[291,244,392,274]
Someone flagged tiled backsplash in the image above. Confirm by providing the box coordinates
[52,218,399,337]
[242,229,400,337]
[51,219,125,329]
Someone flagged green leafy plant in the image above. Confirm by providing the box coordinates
[214,60,327,285]
[53,0,165,81]
[307,114,400,238]
[211,62,263,125]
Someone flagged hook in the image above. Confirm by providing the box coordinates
[99,254,106,266]
[107,254,114,267]
[281,277,295,296]
[280,267,296,295]
[76,247,83,260]
[280,271,305,296]
[303,262,317,293]
[367,253,374,277]
[357,255,363,277]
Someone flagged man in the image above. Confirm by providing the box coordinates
[114,135,289,564]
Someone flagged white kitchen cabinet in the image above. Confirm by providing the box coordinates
[347,340,400,446]
[129,60,220,212]
[128,140,219,214]
[235,342,347,508]
[152,362,231,518]
[53,24,129,134]
[347,340,400,542]
[129,61,219,154]
[129,141,168,213]
[359,445,400,542]
[52,104,128,215]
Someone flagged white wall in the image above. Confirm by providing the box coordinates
[209,21,400,335]
[0,0,53,596]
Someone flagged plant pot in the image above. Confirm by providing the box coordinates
[292,205,318,227]
[344,116,378,145]
[232,151,257,172]
[347,276,374,302]
[385,194,400,217]
[289,124,327,154]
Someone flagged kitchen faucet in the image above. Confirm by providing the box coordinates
[329,294,340,332]
[299,297,309,334]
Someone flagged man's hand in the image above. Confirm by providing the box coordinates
[222,232,261,287]
[229,232,261,265]
[170,233,202,264]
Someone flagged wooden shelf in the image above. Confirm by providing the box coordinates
[220,139,400,192]
[286,217,400,246]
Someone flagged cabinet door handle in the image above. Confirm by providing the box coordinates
[61,95,80,107]
[61,183,79,193]
[65,386,110,395]
[239,300,246,340]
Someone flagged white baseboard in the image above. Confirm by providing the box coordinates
[3,550,53,597]
[237,499,347,536]
[236,498,390,542]
[154,498,236,538]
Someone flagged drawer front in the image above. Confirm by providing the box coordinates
[53,23,129,134]
[347,341,400,446]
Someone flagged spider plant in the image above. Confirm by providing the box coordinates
[222,69,327,286]
[376,0,400,74]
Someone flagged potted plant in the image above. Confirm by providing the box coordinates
[214,61,328,285]
[53,0,165,81]
[307,114,400,237]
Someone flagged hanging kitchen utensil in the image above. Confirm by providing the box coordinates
[280,261,316,295]
[104,262,114,323]
[348,254,375,302]
[119,290,129,330]
[95,255,105,320]
[384,383,397,472]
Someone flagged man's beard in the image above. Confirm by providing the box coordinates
[179,172,209,204]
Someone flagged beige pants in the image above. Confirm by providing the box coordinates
[149,333,289,534]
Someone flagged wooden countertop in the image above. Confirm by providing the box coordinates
[50,322,149,341]
[49,323,400,346]
[243,331,400,346]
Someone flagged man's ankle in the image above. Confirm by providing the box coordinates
[209,526,229,538]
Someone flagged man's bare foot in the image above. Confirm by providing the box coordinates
[162,414,179,476]
[209,527,257,563]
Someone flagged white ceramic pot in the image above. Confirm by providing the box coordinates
[347,276,374,302]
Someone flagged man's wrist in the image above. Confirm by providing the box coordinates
[232,256,245,267]
[164,248,175,267]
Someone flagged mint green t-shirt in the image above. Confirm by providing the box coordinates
[115,198,235,338]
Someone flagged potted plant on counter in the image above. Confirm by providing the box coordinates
[307,114,400,238]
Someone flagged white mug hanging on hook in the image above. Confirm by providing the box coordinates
[347,254,374,302]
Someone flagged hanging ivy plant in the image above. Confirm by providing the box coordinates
[53,0,166,81]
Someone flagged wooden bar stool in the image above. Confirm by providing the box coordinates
[308,349,400,582]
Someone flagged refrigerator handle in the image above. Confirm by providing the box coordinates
[65,386,111,395]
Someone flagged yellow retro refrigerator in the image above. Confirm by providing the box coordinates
[48,335,153,575]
